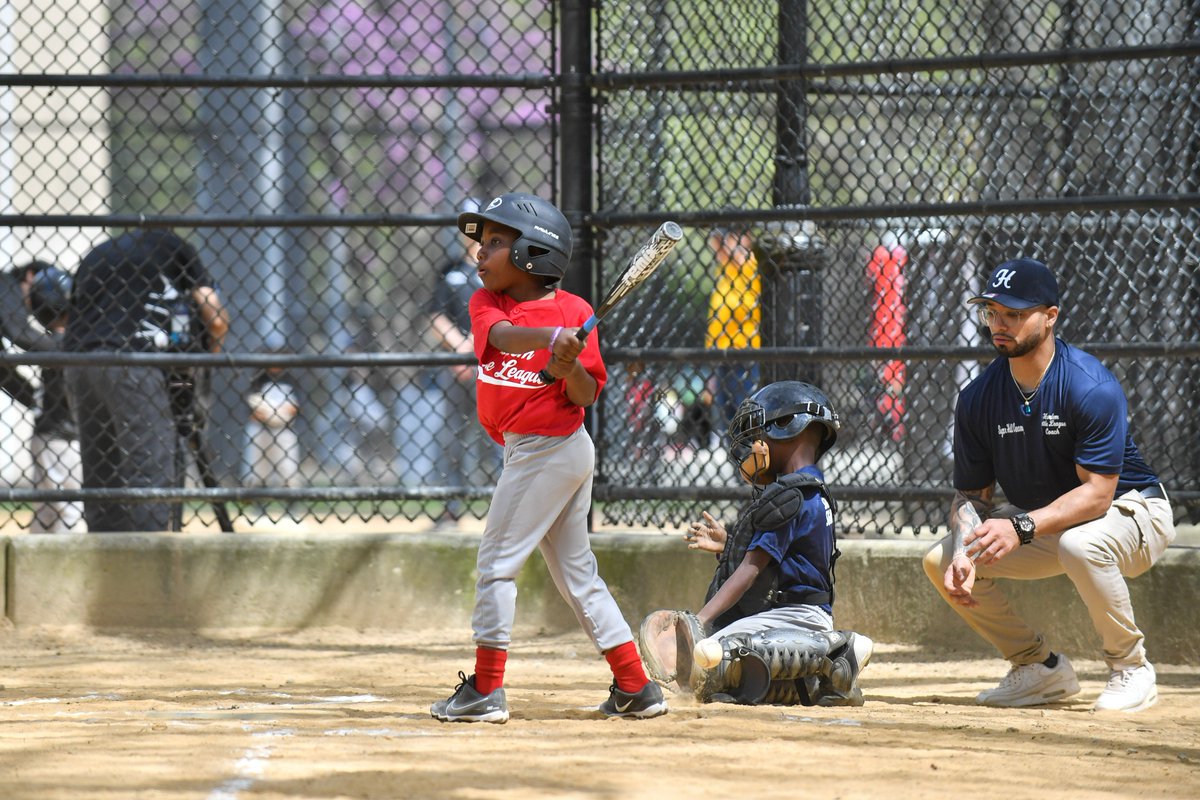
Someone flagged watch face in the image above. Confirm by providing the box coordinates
[1014,515,1035,542]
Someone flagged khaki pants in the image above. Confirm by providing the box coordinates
[922,490,1176,670]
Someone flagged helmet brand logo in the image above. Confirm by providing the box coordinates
[533,224,560,241]
[486,197,503,211]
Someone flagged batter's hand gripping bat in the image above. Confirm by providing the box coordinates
[539,220,684,384]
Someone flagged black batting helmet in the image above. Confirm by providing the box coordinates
[458,192,572,283]
[22,262,73,327]
[727,380,841,465]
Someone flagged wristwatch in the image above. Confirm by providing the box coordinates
[1012,513,1036,546]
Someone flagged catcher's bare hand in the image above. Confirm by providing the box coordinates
[943,552,979,607]
[684,511,726,553]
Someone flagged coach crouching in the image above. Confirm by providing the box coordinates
[922,257,1175,712]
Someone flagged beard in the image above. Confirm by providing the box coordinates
[993,326,1045,359]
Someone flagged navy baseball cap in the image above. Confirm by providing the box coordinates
[968,258,1059,309]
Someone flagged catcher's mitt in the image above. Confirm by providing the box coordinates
[638,609,708,692]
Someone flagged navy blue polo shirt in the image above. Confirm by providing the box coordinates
[953,339,1160,510]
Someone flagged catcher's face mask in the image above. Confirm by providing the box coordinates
[728,400,774,485]
[737,439,771,485]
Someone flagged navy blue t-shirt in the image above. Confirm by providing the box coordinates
[748,464,836,613]
[954,339,1160,510]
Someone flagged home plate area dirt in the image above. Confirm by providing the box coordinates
[0,625,1196,799]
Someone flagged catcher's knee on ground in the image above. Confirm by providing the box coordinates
[691,628,872,706]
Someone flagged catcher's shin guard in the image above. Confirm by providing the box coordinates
[761,678,806,706]
[747,628,835,681]
[695,628,872,706]
[694,634,770,705]
[825,630,873,696]
[747,628,873,695]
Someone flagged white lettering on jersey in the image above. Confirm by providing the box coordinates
[996,422,1025,437]
[478,356,544,390]
[1041,413,1066,435]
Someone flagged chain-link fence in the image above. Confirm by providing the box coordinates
[1,0,1197,535]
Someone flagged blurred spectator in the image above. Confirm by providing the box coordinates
[243,354,302,488]
[705,226,761,442]
[0,262,84,532]
[866,239,908,442]
[64,230,228,532]
[338,362,392,482]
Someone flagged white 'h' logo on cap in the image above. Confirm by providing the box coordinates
[992,268,1016,289]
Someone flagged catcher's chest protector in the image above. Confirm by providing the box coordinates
[704,472,839,630]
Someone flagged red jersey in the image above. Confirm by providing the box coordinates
[469,288,607,444]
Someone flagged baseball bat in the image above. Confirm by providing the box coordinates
[539,220,683,384]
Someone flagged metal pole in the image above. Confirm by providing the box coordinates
[557,0,593,307]
[761,0,824,386]
[558,0,595,528]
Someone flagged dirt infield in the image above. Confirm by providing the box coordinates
[0,624,1197,799]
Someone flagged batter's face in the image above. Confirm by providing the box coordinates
[979,301,1057,358]
[462,233,482,264]
[475,221,526,295]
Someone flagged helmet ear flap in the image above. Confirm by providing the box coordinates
[511,241,562,284]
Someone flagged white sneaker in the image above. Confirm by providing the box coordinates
[1094,663,1157,712]
[976,655,1081,707]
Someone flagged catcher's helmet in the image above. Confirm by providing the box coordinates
[457,192,572,283]
[727,380,841,465]
[27,263,73,327]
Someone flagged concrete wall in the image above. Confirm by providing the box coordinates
[5,532,1198,664]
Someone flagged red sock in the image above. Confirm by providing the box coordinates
[605,641,650,693]
[474,646,507,694]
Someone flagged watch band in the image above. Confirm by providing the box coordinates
[1013,513,1036,545]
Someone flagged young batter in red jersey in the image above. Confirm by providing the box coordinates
[430,192,668,723]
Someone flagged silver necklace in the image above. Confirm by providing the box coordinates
[1010,352,1054,416]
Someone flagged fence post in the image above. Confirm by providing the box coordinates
[558,0,594,308]
[762,0,825,386]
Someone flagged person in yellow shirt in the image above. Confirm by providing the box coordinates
[705,227,761,439]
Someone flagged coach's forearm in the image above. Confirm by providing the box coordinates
[950,488,991,557]
[1024,468,1118,537]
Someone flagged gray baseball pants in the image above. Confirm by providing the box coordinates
[472,427,633,652]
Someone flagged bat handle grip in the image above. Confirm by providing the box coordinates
[538,322,593,384]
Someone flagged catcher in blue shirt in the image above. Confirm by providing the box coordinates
[923,257,1175,713]
[640,380,873,706]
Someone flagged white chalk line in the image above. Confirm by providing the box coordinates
[207,727,295,800]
